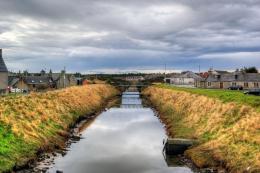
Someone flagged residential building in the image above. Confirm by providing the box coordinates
[51,71,77,89]
[197,71,260,89]
[8,76,54,92]
[0,49,8,93]
[165,71,203,87]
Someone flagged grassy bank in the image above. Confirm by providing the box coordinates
[157,84,260,111]
[143,85,260,173]
[0,84,118,172]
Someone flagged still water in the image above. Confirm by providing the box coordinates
[47,91,194,173]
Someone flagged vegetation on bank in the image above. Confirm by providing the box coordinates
[143,86,260,173]
[0,84,118,172]
[157,84,260,111]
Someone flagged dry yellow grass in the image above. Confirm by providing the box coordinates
[1,84,117,142]
[143,86,260,173]
[0,84,118,172]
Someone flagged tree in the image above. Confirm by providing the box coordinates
[241,67,258,73]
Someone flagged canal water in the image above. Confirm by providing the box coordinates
[45,91,194,173]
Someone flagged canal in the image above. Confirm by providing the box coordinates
[39,91,194,173]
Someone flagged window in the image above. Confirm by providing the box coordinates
[254,82,259,88]
[232,82,236,86]
[235,75,238,80]
[207,82,211,86]
[244,82,249,88]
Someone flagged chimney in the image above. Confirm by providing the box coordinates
[0,49,2,58]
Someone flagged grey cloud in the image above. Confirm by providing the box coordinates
[0,0,260,72]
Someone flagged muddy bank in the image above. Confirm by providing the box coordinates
[142,86,260,173]
[0,84,119,173]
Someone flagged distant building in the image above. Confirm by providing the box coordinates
[165,71,202,87]
[125,76,145,81]
[0,49,8,93]
[8,76,54,92]
[51,71,77,89]
[196,70,260,89]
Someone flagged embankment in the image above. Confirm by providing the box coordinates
[0,84,118,172]
[143,85,260,173]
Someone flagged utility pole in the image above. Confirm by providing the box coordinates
[164,63,167,83]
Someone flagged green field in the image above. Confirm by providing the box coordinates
[157,84,260,111]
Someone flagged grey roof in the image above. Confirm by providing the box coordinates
[51,73,62,81]
[8,76,20,86]
[0,49,8,72]
[180,71,203,79]
[206,73,260,82]
[168,71,203,80]
[24,76,52,84]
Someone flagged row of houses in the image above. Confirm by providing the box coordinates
[0,49,82,93]
[8,72,78,92]
[165,69,260,89]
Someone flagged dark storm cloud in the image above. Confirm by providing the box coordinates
[0,0,260,72]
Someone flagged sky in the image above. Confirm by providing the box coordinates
[0,0,260,73]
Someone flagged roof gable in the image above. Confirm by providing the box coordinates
[0,49,8,72]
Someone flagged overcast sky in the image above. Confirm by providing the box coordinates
[0,0,260,73]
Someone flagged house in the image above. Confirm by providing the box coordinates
[51,71,77,89]
[8,76,54,92]
[198,71,260,89]
[0,49,8,93]
[165,71,203,87]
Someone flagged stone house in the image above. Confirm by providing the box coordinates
[51,72,77,89]
[0,49,8,93]
[165,71,203,87]
[198,72,260,89]
[9,76,54,92]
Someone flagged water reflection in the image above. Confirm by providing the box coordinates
[47,92,193,173]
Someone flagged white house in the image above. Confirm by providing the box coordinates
[165,71,202,87]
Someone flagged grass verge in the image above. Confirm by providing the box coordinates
[157,84,260,111]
